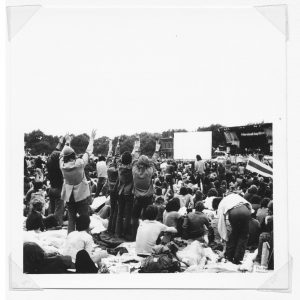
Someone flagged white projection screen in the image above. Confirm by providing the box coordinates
[174,132,212,160]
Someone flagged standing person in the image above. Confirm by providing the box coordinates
[165,159,176,192]
[212,193,252,264]
[114,138,137,239]
[94,155,108,197]
[131,138,160,240]
[60,130,97,233]
[195,155,205,190]
[46,136,65,226]
[106,140,119,234]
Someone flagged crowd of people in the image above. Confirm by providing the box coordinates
[23,130,274,273]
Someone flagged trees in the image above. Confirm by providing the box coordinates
[32,141,53,155]
[197,124,225,148]
[161,129,187,138]
[94,136,110,156]
[24,130,59,155]
[140,132,161,157]
[118,134,136,154]
[24,124,228,156]
[70,134,89,154]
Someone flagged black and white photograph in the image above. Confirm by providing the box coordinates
[6,0,291,291]
[22,124,274,275]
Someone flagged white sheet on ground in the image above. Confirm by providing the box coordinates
[177,241,207,266]
[90,196,107,210]
[89,214,108,234]
[23,229,68,254]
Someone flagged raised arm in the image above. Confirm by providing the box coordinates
[82,129,97,166]
[114,137,121,164]
[55,136,65,151]
[131,135,141,161]
[107,139,113,158]
[164,226,178,234]
[151,139,160,163]
[105,139,113,166]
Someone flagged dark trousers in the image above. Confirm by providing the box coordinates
[115,194,133,238]
[107,190,118,234]
[132,195,153,240]
[196,173,204,190]
[48,187,64,226]
[67,196,90,234]
[75,250,98,273]
[226,204,251,264]
[95,177,107,197]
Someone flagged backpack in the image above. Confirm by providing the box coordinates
[139,253,181,273]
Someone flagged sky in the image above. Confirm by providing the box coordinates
[9,6,285,138]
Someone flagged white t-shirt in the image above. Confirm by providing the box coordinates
[203,196,216,210]
[195,160,205,174]
[96,161,108,178]
[63,231,94,262]
[135,220,168,254]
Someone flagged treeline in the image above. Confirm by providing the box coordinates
[24,124,225,156]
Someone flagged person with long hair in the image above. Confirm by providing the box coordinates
[195,154,206,190]
[131,138,161,240]
[106,140,120,235]
[114,138,136,239]
[163,197,181,228]
[23,242,72,274]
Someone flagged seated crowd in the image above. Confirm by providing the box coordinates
[23,131,274,273]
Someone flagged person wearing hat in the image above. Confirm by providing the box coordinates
[60,130,97,233]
